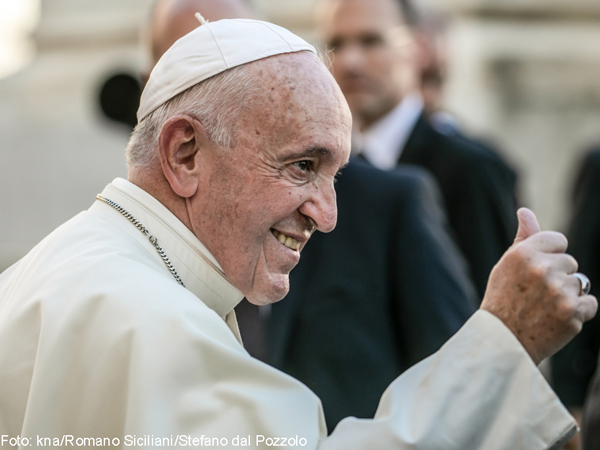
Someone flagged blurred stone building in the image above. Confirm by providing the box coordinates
[0,0,147,271]
[1,0,600,271]
[434,0,600,231]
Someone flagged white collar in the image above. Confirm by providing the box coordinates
[90,178,244,318]
[356,94,424,170]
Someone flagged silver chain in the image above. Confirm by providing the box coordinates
[96,195,186,287]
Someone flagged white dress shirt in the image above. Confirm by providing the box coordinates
[356,93,424,170]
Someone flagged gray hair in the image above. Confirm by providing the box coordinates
[126,63,260,169]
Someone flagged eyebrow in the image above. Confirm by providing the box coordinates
[282,146,349,170]
[287,146,332,160]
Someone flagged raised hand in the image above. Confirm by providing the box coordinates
[481,208,598,365]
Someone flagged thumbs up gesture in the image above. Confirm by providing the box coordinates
[481,208,598,365]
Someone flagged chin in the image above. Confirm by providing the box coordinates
[245,276,290,306]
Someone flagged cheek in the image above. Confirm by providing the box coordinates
[229,187,297,234]
[260,189,306,224]
[272,189,297,207]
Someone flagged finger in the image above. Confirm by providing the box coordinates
[548,253,578,275]
[523,231,568,254]
[514,207,541,244]
[575,295,598,323]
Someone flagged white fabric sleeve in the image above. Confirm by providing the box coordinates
[321,310,576,450]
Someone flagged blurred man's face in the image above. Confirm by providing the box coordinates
[187,53,352,304]
[318,0,417,130]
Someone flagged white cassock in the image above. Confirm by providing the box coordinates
[0,178,576,449]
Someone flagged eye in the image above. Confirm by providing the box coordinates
[293,160,313,172]
[360,33,384,49]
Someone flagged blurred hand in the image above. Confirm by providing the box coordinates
[481,208,598,365]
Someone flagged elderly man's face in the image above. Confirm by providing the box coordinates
[189,53,351,304]
[318,0,417,130]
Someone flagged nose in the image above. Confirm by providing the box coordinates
[299,181,338,233]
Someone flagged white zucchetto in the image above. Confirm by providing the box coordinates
[137,16,317,122]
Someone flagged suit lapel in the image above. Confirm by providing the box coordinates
[398,114,430,166]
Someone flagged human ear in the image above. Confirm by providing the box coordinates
[157,114,211,198]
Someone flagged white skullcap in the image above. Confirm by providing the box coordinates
[137,17,317,122]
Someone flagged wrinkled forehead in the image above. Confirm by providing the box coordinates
[244,52,352,133]
[318,0,405,36]
[252,52,348,110]
[235,53,352,166]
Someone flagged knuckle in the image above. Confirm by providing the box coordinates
[547,231,568,246]
[556,232,568,248]
[556,299,576,322]
[530,264,547,282]
[546,279,564,299]
[536,231,568,252]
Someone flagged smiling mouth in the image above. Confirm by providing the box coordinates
[271,229,301,251]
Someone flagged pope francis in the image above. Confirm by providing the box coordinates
[0,15,596,450]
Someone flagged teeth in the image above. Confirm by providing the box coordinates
[271,230,300,251]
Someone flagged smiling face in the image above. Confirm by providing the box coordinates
[318,0,417,130]
[186,52,352,304]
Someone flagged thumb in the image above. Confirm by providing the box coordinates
[513,207,541,244]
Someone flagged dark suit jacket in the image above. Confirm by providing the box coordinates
[266,160,477,432]
[553,148,600,412]
[399,115,519,298]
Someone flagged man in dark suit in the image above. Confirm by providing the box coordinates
[317,0,518,299]
[400,118,518,298]
[267,160,478,431]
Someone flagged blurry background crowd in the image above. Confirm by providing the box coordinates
[2,0,600,449]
